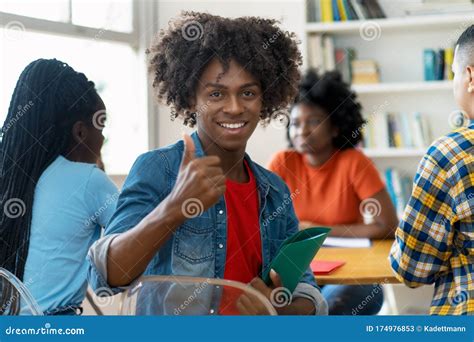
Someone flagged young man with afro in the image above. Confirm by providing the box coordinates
[88,11,328,315]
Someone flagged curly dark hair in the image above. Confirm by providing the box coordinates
[147,11,302,126]
[289,70,366,150]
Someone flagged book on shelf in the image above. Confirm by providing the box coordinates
[309,0,386,22]
[424,48,454,81]
[362,112,432,149]
[308,34,355,83]
[335,48,356,83]
[323,35,336,70]
[321,0,334,22]
[444,48,454,80]
[403,0,474,16]
[384,168,413,218]
[337,0,348,21]
[308,34,325,71]
[351,60,379,84]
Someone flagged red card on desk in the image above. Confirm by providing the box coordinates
[311,260,345,275]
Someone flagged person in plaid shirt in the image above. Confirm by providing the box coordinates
[390,25,474,315]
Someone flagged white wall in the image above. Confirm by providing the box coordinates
[154,0,306,166]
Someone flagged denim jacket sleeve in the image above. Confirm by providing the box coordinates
[87,150,172,295]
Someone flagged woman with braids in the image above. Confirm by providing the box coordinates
[0,59,118,315]
[88,12,327,315]
[268,70,399,315]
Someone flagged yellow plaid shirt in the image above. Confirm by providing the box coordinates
[390,121,473,315]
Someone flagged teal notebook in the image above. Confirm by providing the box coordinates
[262,227,331,293]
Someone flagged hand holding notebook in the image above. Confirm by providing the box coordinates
[262,227,331,293]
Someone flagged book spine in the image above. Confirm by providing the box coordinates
[308,35,325,71]
[385,169,397,209]
[332,0,341,21]
[323,35,336,71]
[392,113,403,148]
[444,48,454,80]
[335,48,352,83]
[391,169,405,218]
[361,0,376,18]
[387,113,396,148]
[321,0,334,22]
[436,49,445,80]
[412,112,426,148]
[350,0,366,19]
[374,112,389,148]
[346,0,359,19]
[337,0,348,20]
[423,49,436,81]
[400,112,413,148]
[370,0,386,18]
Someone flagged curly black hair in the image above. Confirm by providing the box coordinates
[147,11,302,126]
[288,70,365,150]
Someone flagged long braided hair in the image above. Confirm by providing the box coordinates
[0,59,101,282]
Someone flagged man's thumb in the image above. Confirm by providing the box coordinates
[181,134,195,168]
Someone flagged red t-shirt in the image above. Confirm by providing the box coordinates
[223,160,262,283]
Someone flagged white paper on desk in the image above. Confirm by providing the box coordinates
[323,237,371,248]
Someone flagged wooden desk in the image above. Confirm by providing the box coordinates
[314,240,400,285]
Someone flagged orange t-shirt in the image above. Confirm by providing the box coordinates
[267,149,385,225]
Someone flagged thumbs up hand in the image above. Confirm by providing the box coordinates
[166,134,226,221]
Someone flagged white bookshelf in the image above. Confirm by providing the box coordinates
[305,14,474,35]
[303,8,466,177]
[353,80,452,94]
[362,148,426,158]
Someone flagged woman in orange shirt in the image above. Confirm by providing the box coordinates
[268,70,399,315]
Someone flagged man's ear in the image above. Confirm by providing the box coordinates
[71,121,89,144]
[467,65,474,89]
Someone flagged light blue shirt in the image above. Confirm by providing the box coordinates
[23,155,118,314]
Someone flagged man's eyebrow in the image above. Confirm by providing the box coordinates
[239,82,260,88]
[203,82,260,89]
[204,83,226,88]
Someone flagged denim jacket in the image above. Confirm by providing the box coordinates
[88,132,327,314]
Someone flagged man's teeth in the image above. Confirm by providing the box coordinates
[219,122,245,129]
